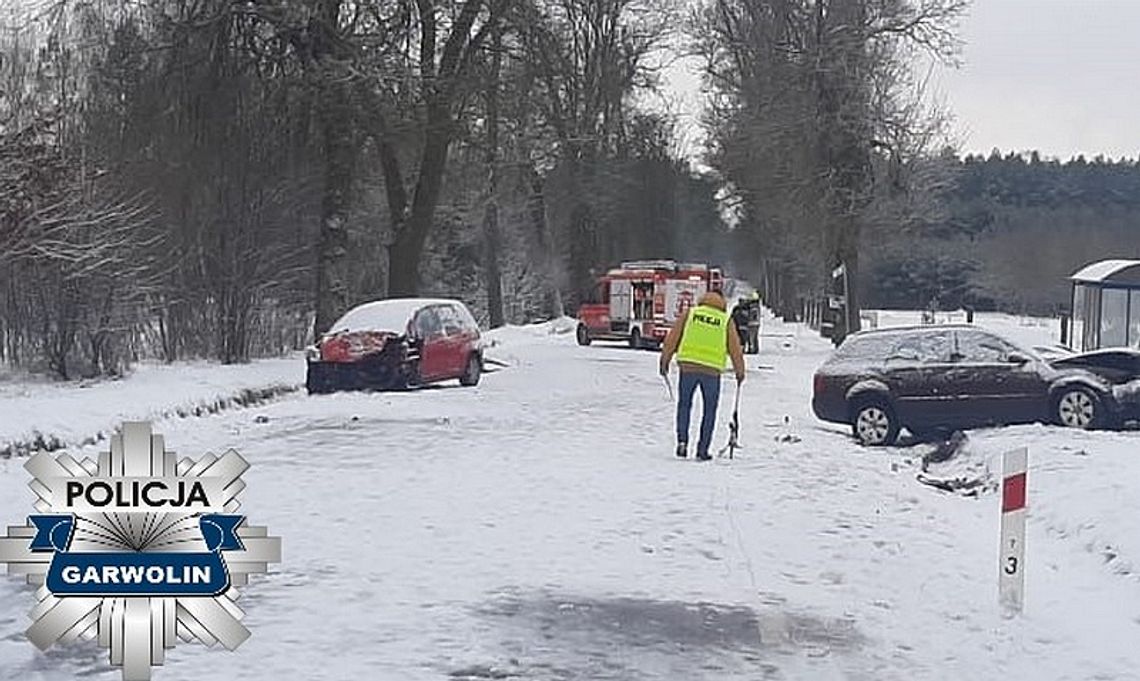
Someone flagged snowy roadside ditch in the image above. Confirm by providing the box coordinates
[482,316,578,368]
[0,317,551,459]
[905,424,1140,591]
[0,357,304,459]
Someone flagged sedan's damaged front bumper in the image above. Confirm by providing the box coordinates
[1111,380,1140,424]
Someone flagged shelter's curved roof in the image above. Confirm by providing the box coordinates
[1070,259,1140,284]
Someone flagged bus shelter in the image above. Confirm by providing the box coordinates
[1070,259,1140,351]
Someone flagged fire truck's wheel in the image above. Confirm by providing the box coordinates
[576,324,592,346]
[629,328,643,350]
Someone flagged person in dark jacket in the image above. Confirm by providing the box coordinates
[731,293,762,354]
[731,301,750,349]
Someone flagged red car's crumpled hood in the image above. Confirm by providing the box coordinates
[319,330,400,363]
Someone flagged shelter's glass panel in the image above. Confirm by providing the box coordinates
[1130,290,1140,348]
[1101,288,1128,348]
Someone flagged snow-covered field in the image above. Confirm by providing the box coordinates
[2,312,1140,680]
[867,308,1064,352]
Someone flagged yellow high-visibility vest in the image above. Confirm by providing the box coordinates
[677,305,728,371]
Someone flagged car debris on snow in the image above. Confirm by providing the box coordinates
[914,431,999,497]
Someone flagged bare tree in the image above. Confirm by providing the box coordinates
[517,0,671,305]
[696,0,966,338]
[481,16,506,328]
[371,0,502,298]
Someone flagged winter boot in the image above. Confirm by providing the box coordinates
[696,451,712,461]
[675,443,688,458]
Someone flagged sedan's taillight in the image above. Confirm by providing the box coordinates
[813,373,826,396]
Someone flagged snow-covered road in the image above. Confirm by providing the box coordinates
[3,316,1140,680]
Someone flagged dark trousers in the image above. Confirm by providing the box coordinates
[676,370,721,455]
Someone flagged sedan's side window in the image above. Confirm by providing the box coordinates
[886,340,921,362]
[889,332,951,364]
[955,331,1013,363]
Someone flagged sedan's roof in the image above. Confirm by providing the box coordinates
[848,323,977,337]
[841,324,1034,355]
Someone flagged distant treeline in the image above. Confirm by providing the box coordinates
[864,152,1140,315]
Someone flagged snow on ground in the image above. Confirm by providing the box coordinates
[868,309,1063,351]
[0,358,304,456]
[2,314,1140,680]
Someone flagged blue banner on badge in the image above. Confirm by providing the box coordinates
[28,514,245,597]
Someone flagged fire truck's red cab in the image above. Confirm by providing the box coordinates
[575,260,724,349]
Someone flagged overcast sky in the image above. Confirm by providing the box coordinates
[935,0,1140,160]
[660,0,1140,163]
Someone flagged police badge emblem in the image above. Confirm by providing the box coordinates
[0,421,281,680]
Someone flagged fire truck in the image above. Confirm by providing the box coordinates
[575,260,725,349]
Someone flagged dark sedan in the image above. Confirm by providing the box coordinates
[812,325,1112,445]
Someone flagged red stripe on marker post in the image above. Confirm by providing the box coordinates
[1002,472,1027,513]
[999,447,1028,615]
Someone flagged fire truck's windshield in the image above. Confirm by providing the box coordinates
[586,282,607,304]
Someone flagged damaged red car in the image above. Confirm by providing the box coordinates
[306,298,484,394]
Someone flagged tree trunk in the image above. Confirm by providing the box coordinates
[483,197,504,326]
[387,234,419,298]
[526,165,563,318]
[312,0,355,337]
[313,79,354,335]
[482,26,504,328]
[842,238,862,336]
[387,103,452,297]
[815,0,870,343]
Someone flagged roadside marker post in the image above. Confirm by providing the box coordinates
[999,447,1029,615]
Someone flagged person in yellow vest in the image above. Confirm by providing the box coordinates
[659,290,746,460]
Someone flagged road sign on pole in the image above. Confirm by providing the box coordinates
[999,447,1028,615]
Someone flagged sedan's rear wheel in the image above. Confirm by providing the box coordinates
[852,398,900,446]
[1053,387,1100,429]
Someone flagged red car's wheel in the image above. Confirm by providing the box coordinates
[459,354,482,387]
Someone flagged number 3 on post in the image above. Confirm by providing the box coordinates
[1004,556,1018,575]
